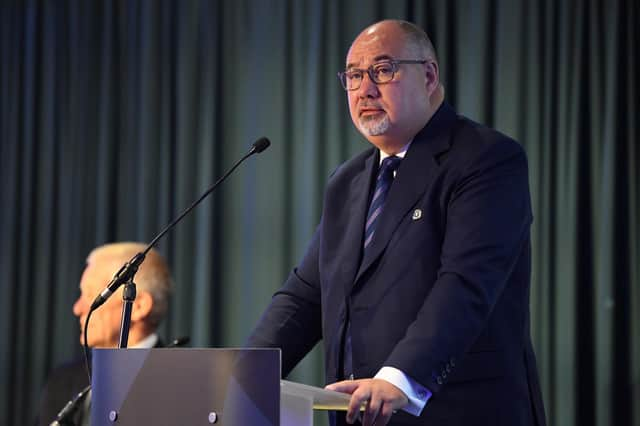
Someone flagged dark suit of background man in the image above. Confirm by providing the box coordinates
[248,19,547,426]
[36,242,173,426]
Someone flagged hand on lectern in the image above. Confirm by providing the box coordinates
[325,378,408,425]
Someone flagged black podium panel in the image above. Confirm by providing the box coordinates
[91,348,280,426]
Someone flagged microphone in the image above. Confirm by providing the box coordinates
[250,137,270,153]
[167,336,191,347]
[90,253,144,311]
[90,137,271,311]
[49,385,91,426]
[83,136,271,380]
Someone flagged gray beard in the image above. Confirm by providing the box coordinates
[358,114,390,136]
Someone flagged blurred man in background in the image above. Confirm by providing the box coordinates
[37,242,173,426]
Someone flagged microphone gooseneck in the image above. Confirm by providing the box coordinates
[89,137,271,311]
[82,137,271,381]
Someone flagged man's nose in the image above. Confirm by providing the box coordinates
[357,72,380,98]
[72,297,85,317]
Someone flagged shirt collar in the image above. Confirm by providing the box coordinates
[379,140,412,165]
[131,333,158,348]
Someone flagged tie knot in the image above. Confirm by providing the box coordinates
[379,155,402,178]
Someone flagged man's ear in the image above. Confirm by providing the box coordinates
[425,60,439,95]
[131,290,154,322]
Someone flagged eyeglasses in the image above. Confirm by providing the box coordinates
[337,59,427,91]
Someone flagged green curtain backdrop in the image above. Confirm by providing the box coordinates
[1,1,638,425]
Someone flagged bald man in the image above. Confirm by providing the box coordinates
[248,20,546,426]
[37,242,173,426]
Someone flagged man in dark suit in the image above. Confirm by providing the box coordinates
[248,19,546,426]
[36,242,173,426]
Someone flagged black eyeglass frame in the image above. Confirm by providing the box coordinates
[337,59,427,91]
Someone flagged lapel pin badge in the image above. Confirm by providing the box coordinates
[412,209,422,220]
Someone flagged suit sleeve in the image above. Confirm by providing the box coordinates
[384,138,533,394]
[246,226,323,378]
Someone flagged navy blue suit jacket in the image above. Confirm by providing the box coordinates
[249,103,546,425]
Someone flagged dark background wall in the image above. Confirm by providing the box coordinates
[0,1,638,425]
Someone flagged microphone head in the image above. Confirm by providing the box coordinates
[252,137,271,153]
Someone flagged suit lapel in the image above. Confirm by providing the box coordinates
[353,102,456,286]
[338,151,378,297]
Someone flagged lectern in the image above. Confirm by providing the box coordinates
[91,348,351,426]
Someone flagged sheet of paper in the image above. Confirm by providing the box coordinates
[280,380,353,411]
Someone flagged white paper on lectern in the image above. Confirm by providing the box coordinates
[280,380,352,411]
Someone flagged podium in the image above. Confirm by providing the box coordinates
[91,348,351,426]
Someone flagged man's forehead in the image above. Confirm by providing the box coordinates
[81,258,120,286]
[346,27,406,68]
[87,251,132,270]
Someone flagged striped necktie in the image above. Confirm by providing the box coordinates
[363,155,402,249]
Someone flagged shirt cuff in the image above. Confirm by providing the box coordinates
[374,366,431,416]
